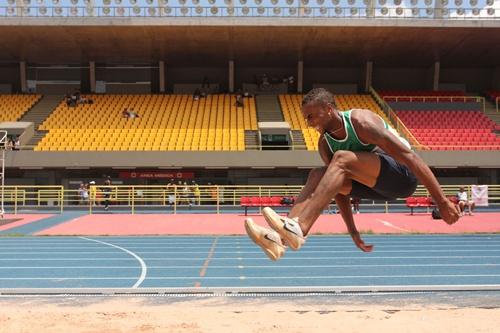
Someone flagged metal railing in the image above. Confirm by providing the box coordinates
[0,6,498,19]
[382,95,486,114]
[0,184,498,214]
[369,87,424,150]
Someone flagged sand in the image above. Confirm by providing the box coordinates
[0,297,499,333]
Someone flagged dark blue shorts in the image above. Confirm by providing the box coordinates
[350,153,417,201]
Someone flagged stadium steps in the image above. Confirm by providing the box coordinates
[291,130,307,150]
[19,95,62,150]
[244,130,260,150]
[24,130,49,150]
[255,95,284,122]
[484,100,500,123]
[20,95,62,130]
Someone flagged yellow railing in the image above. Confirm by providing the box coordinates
[381,95,486,114]
[0,184,498,215]
[0,186,63,214]
[369,88,424,150]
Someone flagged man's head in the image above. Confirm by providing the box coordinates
[459,187,465,192]
[301,88,338,133]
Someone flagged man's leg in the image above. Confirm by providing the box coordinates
[245,166,350,259]
[469,201,476,215]
[287,167,351,219]
[294,151,381,235]
[261,151,381,249]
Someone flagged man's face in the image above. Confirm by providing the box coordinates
[301,103,334,133]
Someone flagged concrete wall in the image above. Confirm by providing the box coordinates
[5,150,500,168]
[305,67,364,92]
[167,67,228,92]
[236,67,295,91]
[95,67,153,83]
[373,67,432,91]
[440,67,493,93]
[27,66,83,81]
[0,64,20,92]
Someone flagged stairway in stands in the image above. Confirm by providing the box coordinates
[19,95,62,150]
[484,100,500,136]
[255,95,284,122]
[244,130,260,150]
[290,130,307,150]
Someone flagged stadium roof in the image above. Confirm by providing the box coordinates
[0,25,499,66]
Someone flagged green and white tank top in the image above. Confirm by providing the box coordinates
[323,110,411,154]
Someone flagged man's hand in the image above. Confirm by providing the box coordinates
[352,233,374,252]
[438,199,461,225]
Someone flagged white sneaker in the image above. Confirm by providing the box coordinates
[244,218,286,261]
[262,207,305,250]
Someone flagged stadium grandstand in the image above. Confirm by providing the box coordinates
[0,0,498,200]
[1,1,500,331]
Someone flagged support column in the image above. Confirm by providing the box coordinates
[297,60,304,93]
[228,60,234,93]
[433,61,440,91]
[366,0,375,18]
[20,61,27,93]
[365,61,373,92]
[434,0,444,19]
[159,61,165,93]
[89,61,96,93]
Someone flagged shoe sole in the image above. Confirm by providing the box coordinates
[244,218,283,261]
[262,207,304,251]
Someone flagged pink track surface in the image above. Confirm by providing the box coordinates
[36,212,500,236]
[0,214,54,232]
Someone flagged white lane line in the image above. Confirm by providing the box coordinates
[3,249,500,255]
[1,263,500,269]
[79,237,147,289]
[1,274,500,281]
[375,219,411,232]
[2,255,500,261]
[2,243,500,250]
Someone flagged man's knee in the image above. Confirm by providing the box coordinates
[331,150,356,173]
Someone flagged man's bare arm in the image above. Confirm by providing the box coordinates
[335,194,373,252]
[352,110,460,224]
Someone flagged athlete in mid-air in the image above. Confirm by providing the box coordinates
[245,88,461,260]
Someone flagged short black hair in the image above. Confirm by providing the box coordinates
[301,88,336,108]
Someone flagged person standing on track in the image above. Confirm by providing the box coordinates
[245,88,461,261]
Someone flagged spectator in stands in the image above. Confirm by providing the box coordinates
[13,136,20,150]
[122,108,139,119]
[5,137,13,150]
[78,183,89,205]
[235,94,244,108]
[65,93,72,107]
[166,179,176,205]
[351,197,360,214]
[192,180,201,205]
[457,187,475,216]
[193,88,201,101]
[202,76,210,89]
[102,178,112,211]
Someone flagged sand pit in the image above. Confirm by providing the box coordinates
[0,297,498,333]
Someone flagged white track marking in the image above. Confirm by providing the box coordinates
[79,237,147,288]
[376,219,411,232]
[1,243,500,250]
[0,263,499,269]
[3,249,500,255]
[2,255,500,261]
[0,274,500,281]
